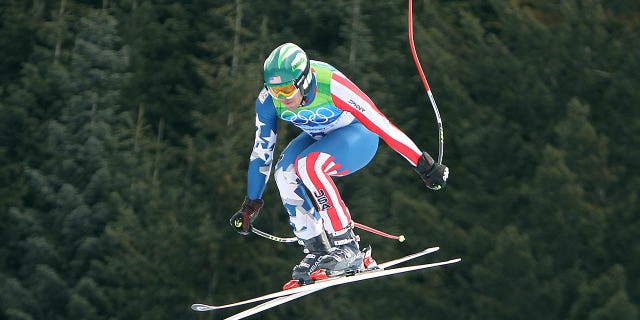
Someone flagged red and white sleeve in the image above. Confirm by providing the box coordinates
[330,71,422,166]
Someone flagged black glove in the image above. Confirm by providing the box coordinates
[229,197,264,235]
[414,151,449,190]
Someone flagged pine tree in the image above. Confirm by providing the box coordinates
[569,265,639,320]
[471,226,561,319]
[2,7,130,319]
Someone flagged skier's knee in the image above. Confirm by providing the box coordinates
[275,163,300,191]
[294,152,321,179]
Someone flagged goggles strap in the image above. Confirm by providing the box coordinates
[294,59,311,90]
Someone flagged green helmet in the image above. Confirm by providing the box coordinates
[263,43,312,95]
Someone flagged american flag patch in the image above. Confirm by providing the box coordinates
[268,76,282,84]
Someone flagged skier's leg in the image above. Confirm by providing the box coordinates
[294,122,379,233]
[294,122,379,274]
[274,133,324,240]
[274,133,331,282]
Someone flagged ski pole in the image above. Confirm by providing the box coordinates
[408,0,444,164]
[353,222,406,242]
[251,222,406,243]
[251,227,298,243]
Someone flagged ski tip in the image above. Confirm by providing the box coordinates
[191,304,213,312]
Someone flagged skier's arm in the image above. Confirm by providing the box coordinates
[230,90,279,235]
[329,71,422,165]
[330,71,448,190]
[247,89,279,200]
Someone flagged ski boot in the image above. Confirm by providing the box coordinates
[312,226,365,279]
[284,232,331,289]
[310,245,377,281]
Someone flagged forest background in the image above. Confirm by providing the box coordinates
[1,0,639,319]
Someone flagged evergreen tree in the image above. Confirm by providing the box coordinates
[2,7,129,319]
[569,265,639,320]
[471,226,561,319]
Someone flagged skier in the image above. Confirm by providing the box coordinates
[230,43,449,284]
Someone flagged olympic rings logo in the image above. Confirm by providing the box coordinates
[281,107,336,125]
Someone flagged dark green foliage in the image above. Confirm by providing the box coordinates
[0,0,638,319]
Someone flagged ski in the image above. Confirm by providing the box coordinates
[191,246,459,315]
[192,246,439,312]
[224,257,460,320]
[222,246,444,319]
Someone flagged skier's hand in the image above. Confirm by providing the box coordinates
[229,197,264,235]
[414,151,449,190]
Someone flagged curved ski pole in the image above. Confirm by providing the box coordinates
[408,0,444,164]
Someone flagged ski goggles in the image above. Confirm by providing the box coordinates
[266,82,300,100]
